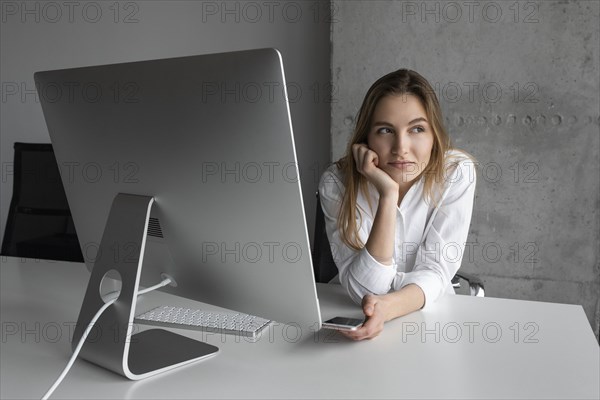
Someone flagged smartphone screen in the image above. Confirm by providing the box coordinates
[322,317,364,331]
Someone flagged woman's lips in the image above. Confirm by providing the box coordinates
[388,161,416,170]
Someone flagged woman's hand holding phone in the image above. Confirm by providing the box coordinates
[338,294,389,341]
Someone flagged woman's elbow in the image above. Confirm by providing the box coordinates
[339,268,390,305]
[338,270,366,305]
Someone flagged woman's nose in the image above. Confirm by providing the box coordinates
[392,134,409,155]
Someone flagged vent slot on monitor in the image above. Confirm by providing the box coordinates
[147,217,164,238]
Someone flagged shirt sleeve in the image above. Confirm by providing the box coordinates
[318,169,396,305]
[392,158,477,309]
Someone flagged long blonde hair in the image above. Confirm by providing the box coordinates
[336,69,469,251]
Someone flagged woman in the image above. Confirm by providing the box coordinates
[318,69,477,341]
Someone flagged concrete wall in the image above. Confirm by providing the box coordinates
[331,0,599,336]
[0,0,331,249]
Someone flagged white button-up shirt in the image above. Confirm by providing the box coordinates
[318,149,476,308]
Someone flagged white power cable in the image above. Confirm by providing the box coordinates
[41,277,172,400]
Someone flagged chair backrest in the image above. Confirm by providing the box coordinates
[1,142,84,262]
[311,192,339,283]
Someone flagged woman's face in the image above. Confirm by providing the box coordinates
[366,94,435,186]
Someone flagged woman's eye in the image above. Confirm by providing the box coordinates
[377,127,393,134]
[410,126,425,133]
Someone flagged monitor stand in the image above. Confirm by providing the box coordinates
[71,193,218,380]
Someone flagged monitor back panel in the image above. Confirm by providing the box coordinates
[35,48,321,328]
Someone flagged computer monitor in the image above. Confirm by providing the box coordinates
[34,48,322,379]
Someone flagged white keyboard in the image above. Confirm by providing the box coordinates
[135,306,271,338]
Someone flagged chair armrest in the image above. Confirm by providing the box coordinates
[455,271,485,297]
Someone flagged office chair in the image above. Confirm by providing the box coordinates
[1,142,84,262]
[311,192,485,297]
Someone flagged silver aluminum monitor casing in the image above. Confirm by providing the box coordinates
[34,48,322,379]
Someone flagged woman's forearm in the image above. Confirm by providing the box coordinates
[364,194,398,266]
[382,284,425,321]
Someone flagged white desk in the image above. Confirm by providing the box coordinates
[1,257,598,399]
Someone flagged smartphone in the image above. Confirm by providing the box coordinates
[322,316,364,331]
